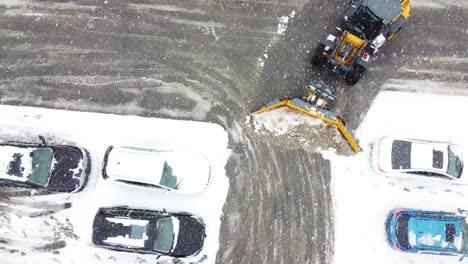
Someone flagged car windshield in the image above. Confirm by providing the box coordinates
[460,218,468,254]
[159,161,178,189]
[447,145,463,178]
[350,6,384,40]
[28,148,54,186]
[152,216,174,253]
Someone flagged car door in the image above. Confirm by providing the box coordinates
[400,170,454,185]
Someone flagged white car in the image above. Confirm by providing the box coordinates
[372,137,464,183]
[102,146,211,194]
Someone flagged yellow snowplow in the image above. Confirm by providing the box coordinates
[314,0,411,85]
[250,81,361,153]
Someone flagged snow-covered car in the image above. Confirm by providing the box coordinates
[371,137,464,183]
[102,146,211,194]
[92,206,205,257]
[386,208,468,258]
[0,139,90,193]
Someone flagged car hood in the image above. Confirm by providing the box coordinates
[172,154,211,194]
[47,146,89,192]
[171,215,205,257]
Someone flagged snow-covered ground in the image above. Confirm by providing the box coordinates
[0,105,230,264]
[330,89,468,264]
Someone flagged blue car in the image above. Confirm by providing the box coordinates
[386,209,468,258]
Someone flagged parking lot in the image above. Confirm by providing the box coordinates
[0,0,467,263]
[0,105,229,263]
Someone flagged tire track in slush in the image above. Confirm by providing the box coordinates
[0,1,336,263]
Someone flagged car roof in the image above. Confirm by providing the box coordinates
[104,146,211,193]
[362,0,402,24]
[408,214,462,251]
[104,146,166,185]
[380,137,450,173]
[102,217,150,248]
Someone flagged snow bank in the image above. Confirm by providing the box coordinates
[0,105,230,264]
[330,89,468,264]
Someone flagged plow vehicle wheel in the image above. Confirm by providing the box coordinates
[345,65,366,85]
[311,45,328,66]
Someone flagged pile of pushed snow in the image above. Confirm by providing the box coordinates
[247,107,354,155]
[249,107,323,136]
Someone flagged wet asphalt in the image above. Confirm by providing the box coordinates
[0,0,467,263]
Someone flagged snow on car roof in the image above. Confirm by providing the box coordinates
[408,218,462,251]
[105,146,211,193]
[0,146,34,182]
[410,142,448,172]
[104,217,150,248]
[105,146,166,185]
[388,138,449,172]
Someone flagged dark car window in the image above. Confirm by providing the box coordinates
[446,224,456,244]
[417,212,458,219]
[152,217,174,253]
[405,171,451,180]
[392,140,412,170]
[396,215,411,248]
[130,224,148,240]
[29,148,54,186]
[159,161,178,189]
[447,145,464,178]
[117,179,165,190]
[105,209,130,217]
[432,149,444,169]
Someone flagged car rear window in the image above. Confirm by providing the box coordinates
[432,149,444,169]
[446,224,456,243]
[396,215,411,248]
[391,140,412,170]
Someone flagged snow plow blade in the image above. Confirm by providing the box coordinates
[251,97,361,153]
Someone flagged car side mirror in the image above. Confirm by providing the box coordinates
[38,135,47,146]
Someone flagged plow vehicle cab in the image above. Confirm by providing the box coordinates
[314,0,410,85]
[343,0,410,52]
